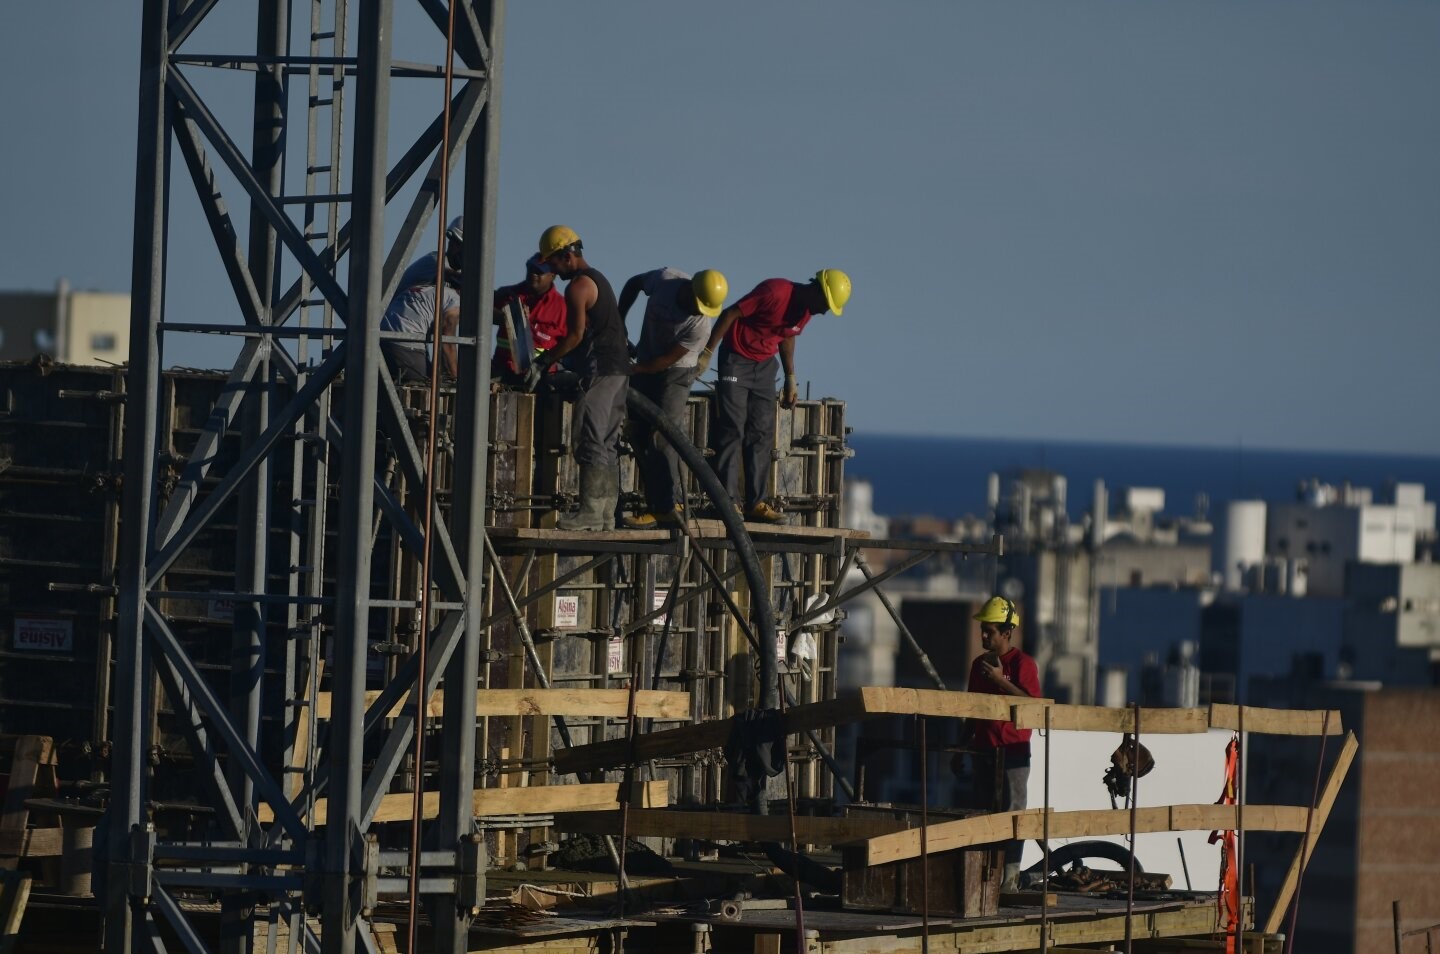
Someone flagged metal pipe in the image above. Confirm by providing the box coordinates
[919,714,930,954]
[856,552,945,690]
[1040,705,1051,952]
[1125,704,1139,954]
[1286,710,1332,954]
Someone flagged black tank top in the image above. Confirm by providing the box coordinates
[570,267,629,376]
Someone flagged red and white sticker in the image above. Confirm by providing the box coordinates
[13,617,74,652]
[607,635,625,674]
[553,595,579,629]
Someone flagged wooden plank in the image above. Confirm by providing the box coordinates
[857,687,1050,722]
[1169,803,1309,834]
[688,518,870,541]
[258,780,667,826]
[1209,704,1343,736]
[314,688,690,721]
[0,737,54,870]
[1011,704,1210,734]
[0,828,62,858]
[0,870,31,954]
[1262,730,1359,934]
[867,803,1323,866]
[553,808,906,846]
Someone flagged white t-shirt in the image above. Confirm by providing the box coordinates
[379,252,460,354]
[635,267,711,368]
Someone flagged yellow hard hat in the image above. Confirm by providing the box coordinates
[691,269,728,318]
[814,268,851,316]
[973,596,1019,628]
[538,224,581,259]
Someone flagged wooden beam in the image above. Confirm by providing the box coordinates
[1262,730,1359,934]
[1209,704,1343,736]
[552,808,906,846]
[1011,705,1210,734]
[866,803,1316,866]
[258,780,667,826]
[0,829,62,858]
[553,687,1052,775]
[313,688,690,721]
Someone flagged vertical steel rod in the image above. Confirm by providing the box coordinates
[1040,705,1051,953]
[108,0,172,949]
[1234,704,1246,954]
[919,714,930,954]
[323,2,393,952]
[1285,709,1331,954]
[1125,704,1140,954]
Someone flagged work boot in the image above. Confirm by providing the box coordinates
[746,501,785,524]
[557,465,613,532]
[1000,862,1021,894]
[623,504,683,530]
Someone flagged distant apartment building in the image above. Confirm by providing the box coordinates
[1246,682,1440,954]
[0,280,130,365]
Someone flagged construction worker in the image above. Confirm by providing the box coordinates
[492,253,566,386]
[616,267,728,528]
[531,225,630,531]
[959,596,1041,892]
[697,270,851,523]
[380,216,464,384]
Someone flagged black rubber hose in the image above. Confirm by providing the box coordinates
[1022,839,1144,876]
[624,388,778,709]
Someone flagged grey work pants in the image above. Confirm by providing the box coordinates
[968,751,1030,869]
[382,343,429,384]
[631,366,695,511]
[571,373,628,468]
[713,350,777,509]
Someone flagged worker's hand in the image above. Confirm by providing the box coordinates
[695,347,713,376]
[780,374,798,409]
[980,657,1007,686]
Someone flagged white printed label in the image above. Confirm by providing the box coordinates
[554,595,579,629]
[652,589,669,613]
[208,596,237,621]
[607,635,625,674]
[14,617,73,652]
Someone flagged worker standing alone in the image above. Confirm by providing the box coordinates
[960,596,1041,892]
[697,270,850,522]
[531,226,630,531]
[616,267,728,528]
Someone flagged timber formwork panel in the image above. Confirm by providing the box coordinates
[0,364,122,780]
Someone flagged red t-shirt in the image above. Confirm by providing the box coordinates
[724,278,813,362]
[493,283,567,373]
[967,647,1041,755]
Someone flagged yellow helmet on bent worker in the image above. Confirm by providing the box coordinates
[538,224,581,259]
[814,268,851,316]
[691,269,728,318]
[974,596,1019,628]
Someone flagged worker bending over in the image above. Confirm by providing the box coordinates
[492,253,566,386]
[959,596,1041,893]
[532,226,630,531]
[380,216,464,384]
[617,267,728,528]
[698,270,850,523]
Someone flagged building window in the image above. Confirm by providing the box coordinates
[91,333,117,351]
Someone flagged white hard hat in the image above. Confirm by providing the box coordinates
[446,215,463,243]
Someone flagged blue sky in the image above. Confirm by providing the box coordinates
[3,1,1438,455]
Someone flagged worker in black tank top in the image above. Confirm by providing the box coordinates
[532,225,632,531]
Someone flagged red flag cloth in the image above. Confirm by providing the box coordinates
[1208,736,1241,952]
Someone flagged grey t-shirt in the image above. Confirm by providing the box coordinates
[634,267,711,368]
[379,252,460,354]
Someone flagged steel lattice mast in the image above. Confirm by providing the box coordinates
[107,2,504,952]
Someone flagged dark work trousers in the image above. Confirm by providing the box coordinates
[631,366,696,512]
[382,343,429,385]
[713,349,778,509]
[968,749,1030,869]
[571,373,628,468]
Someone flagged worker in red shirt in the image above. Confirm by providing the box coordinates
[491,253,567,385]
[696,269,851,523]
[961,596,1041,892]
